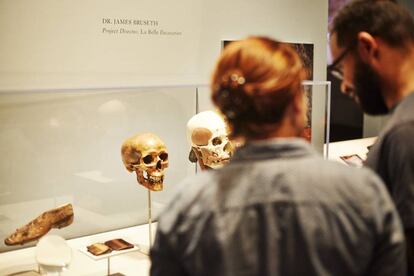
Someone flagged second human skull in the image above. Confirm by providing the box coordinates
[187,111,233,170]
[121,133,168,191]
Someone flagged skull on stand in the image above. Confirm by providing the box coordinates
[121,133,168,191]
[187,111,234,170]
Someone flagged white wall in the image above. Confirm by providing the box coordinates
[0,0,328,252]
[197,0,328,84]
[0,0,328,90]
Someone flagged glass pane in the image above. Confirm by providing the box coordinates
[0,86,196,252]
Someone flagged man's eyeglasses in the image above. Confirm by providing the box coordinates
[328,44,353,81]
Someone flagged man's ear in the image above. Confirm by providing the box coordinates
[357,32,379,64]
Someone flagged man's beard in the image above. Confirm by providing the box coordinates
[353,60,389,115]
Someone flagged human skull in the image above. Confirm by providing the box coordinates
[187,111,234,170]
[121,133,168,191]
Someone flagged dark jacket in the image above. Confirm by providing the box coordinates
[151,138,405,276]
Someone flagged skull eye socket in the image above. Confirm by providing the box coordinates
[159,152,168,161]
[212,137,222,146]
[143,155,153,164]
[224,142,233,155]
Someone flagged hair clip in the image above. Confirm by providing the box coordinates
[230,73,246,86]
[225,110,237,119]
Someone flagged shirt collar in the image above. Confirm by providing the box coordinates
[392,92,414,114]
[232,138,317,162]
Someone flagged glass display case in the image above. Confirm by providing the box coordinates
[0,86,196,254]
[0,82,330,255]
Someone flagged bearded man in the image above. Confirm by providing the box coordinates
[330,0,414,273]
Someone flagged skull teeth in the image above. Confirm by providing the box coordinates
[149,175,163,184]
[142,171,163,184]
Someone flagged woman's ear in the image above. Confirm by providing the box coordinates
[292,92,305,113]
[292,92,307,130]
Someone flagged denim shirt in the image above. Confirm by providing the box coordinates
[151,138,405,276]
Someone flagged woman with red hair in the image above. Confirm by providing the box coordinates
[150,37,405,276]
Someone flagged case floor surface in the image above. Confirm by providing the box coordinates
[0,224,154,276]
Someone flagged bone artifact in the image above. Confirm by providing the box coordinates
[121,132,169,191]
[187,111,234,170]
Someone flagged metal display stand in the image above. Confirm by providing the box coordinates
[147,189,153,248]
[79,243,140,275]
[107,189,152,275]
[106,257,125,276]
[104,189,153,275]
[132,189,153,256]
[79,189,153,275]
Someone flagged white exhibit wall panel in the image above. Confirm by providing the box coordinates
[0,0,328,252]
[0,0,328,90]
[0,0,204,90]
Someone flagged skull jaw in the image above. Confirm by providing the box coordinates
[136,171,164,191]
[191,147,211,171]
[201,152,231,170]
[140,181,163,191]
[204,158,230,169]
[193,147,231,170]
